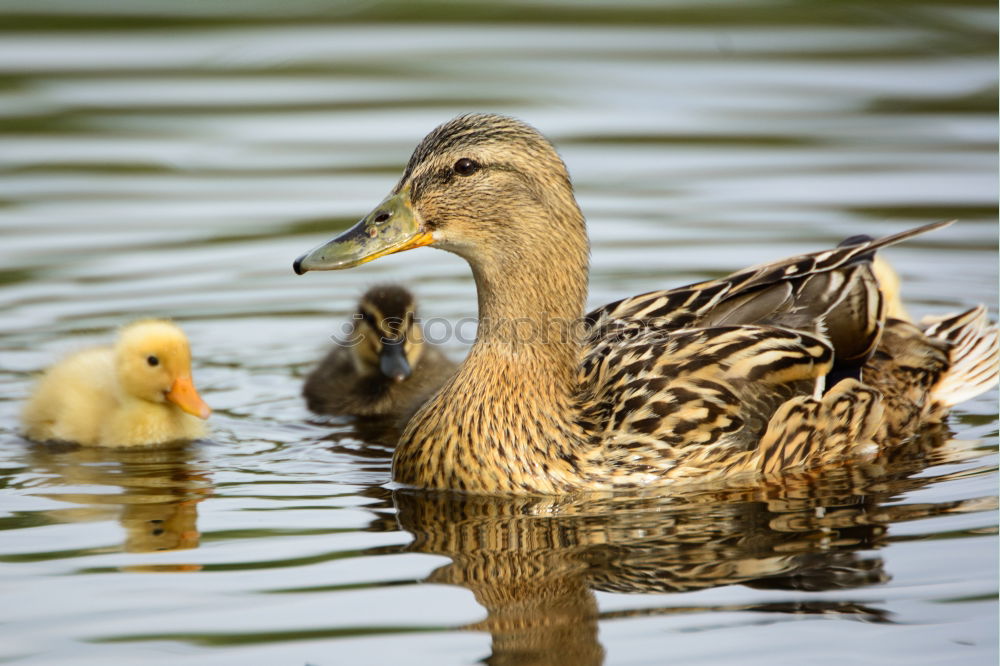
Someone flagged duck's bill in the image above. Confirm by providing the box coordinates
[166,376,212,420]
[293,189,433,274]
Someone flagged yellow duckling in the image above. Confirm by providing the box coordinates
[22,320,211,447]
[303,285,455,420]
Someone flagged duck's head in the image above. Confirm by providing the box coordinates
[293,113,585,275]
[115,320,211,419]
[348,285,424,383]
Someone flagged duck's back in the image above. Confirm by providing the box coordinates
[22,347,118,445]
[586,232,889,382]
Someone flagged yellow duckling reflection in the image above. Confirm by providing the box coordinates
[22,320,211,447]
[26,442,211,568]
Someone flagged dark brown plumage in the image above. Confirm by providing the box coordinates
[295,113,999,494]
[303,285,455,421]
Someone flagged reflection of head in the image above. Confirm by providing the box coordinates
[121,499,200,553]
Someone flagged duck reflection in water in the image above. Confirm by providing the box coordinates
[23,442,211,568]
[359,427,995,666]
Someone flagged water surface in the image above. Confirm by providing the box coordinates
[0,2,997,664]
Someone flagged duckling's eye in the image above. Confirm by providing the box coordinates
[453,158,479,176]
[147,355,159,367]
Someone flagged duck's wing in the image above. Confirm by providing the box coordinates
[577,323,883,487]
[586,221,954,374]
[573,222,957,486]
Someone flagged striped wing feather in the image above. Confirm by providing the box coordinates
[578,325,842,485]
[586,221,952,367]
[576,221,960,484]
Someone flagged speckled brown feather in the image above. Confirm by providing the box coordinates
[863,306,999,443]
[577,325,835,485]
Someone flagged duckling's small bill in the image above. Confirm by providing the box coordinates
[166,375,212,419]
[294,189,432,274]
[379,339,412,383]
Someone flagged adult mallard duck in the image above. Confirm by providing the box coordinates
[303,285,455,420]
[293,113,999,494]
[22,320,211,447]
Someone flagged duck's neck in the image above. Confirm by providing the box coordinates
[470,240,588,373]
[395,207,593,493]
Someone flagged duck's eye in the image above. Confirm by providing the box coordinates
[147,355,159,367]
[453,158,479,176]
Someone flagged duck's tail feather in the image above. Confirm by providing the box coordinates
[839,219,955,256]
[922,305,1000,407]
[755,378,884,475]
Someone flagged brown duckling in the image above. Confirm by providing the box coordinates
[303,285,455,420]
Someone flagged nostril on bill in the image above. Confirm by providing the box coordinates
[373,210,392,223]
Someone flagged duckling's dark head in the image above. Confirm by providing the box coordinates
[293,113,586,274]
[349,285,423,383]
